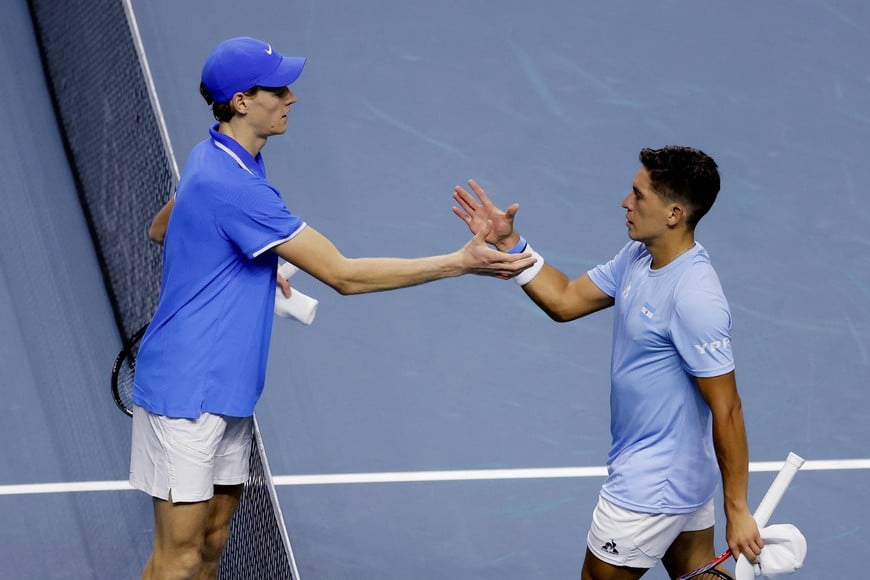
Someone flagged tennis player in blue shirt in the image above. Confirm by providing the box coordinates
[130,36,534,579]
[452,147,761,580]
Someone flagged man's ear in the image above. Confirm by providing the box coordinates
[666,203,685,226]
[230,92,248,116]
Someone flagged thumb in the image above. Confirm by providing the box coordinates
[505,203,520,219]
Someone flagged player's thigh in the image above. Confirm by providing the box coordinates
[581,547,647,580]
[152,494,211,552]
[206,484,243,536]
[661,526,717,578]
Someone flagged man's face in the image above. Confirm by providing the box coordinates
[245,86,296,138]
[622,166,673,244]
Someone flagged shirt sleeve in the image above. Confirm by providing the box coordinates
[217,183,304,259]
[671,284,735,378]
[587,241,642,297]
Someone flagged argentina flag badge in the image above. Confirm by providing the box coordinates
[639,303,656,321]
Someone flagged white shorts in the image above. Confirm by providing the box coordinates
[586,495,715,569]
[129,405,253,503]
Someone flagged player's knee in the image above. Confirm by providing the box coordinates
[201,525,232,564]
[151,546,204,580]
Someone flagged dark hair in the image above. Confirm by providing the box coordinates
[199,82,261,122]
[639,146,720,229]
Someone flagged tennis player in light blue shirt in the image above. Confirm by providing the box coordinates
[130,36,536,579]
[453,146,761,579]
[589,239,734,515]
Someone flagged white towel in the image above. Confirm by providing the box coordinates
[739,524,807,578]
[275,262,318,325]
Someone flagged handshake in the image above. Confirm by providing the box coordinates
[274,261,318,325]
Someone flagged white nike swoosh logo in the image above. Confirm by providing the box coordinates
[265,44,273,55]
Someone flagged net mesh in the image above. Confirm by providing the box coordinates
[28,0,298,577]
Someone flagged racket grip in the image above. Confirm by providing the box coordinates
[752,452,805,528]
[734,452,805,580]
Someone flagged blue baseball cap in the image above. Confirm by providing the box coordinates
[201,37,306,103]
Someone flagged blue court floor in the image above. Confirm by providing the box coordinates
[2,0,868,578]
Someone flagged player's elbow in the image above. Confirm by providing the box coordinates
[148,224,166,244]
[331,281,357,295]
[548,311,574,323]
[319,259,373,295]
[321,274,365,296]
[538,301,579,323]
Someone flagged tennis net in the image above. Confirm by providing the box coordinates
[28,0,299,576]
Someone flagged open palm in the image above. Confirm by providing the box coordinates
[452,179,519,247]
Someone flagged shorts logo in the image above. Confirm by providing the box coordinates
[602,540,619,555]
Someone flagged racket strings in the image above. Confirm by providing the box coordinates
[684,568,734,580]
[117,353,136,409]
[698,572,733,580]
[111,324,147,416]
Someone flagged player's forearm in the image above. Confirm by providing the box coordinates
[712,402,752,517]
[149,198,175,244]
[330,254,464,295]
[522,266,576,320]
[524,270,613,322]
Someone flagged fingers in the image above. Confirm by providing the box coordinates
[479,244,535,271]
[452,186,478,215]
[731,538,764,564]
[467,179,491,204]
[451,206,471,223]
[277,277,292,298]
[487,253,536,278]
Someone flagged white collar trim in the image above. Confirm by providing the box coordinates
[213,139,254,175]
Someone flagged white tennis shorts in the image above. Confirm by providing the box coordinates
[129,405,253,503]
[586,495,715,568]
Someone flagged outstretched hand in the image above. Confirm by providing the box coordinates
[452,179,520,249]
[460,220,536,279]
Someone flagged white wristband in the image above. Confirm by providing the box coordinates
[513,244,544,286]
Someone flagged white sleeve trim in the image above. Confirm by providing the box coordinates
[252,222,307,258]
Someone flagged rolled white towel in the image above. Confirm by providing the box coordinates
[275,262,318,325]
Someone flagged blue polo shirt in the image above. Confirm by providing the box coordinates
[133,125,305,418]
[587,241,734,514]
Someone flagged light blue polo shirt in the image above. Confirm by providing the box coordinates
[133,125,305,418]
[587,241,734,514]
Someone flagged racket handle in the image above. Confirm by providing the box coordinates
[734,452,805,580]
[752,452,805,528]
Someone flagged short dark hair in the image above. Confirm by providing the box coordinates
[199,82,261,122]
[639,146,720,229]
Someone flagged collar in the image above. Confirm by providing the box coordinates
[209,124,266,178]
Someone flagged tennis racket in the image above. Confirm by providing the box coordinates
[110,323,148,417]
[676,452,806,580]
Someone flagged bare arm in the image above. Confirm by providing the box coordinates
[452,179,613,321]
[149,198,175,243]
[694,371,762,562]
[271,223,535,295]
[522,269,614,322]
